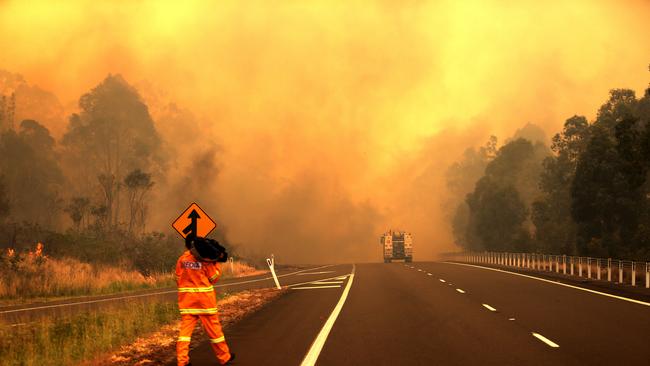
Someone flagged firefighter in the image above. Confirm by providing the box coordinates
[176,238,235,365]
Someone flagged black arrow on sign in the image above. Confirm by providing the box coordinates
[182,209,200,239]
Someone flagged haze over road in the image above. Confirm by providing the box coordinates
[188,262,650,365]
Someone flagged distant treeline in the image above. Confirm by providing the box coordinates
[0,75,184,271]
[448,71,650,260]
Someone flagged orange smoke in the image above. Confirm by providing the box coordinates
[1,0,649,263]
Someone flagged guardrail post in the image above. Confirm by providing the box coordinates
[597,259,601,280]
[555,255,559,273]
[515,253,518,267]
[578,257,583,277]
[563,255,567,274]
[607,258,611,282]
[631,262,636,287]
[619,260,623,284]
[587,257,591,279]
[646,263,649,289]
[570,257,574,275]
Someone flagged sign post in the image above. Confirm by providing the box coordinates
[266,254,281,290]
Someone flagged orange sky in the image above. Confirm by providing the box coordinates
[1,0,649,263]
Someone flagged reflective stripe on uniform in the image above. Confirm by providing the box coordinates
[179,307,218,314]
[178,286,214,293]
[210,336,226,343]
[178,336,191,342]
[209,270,220,281]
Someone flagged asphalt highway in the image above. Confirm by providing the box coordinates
[187,261,650,366]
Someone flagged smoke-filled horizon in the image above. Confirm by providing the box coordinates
[1,0,649,263]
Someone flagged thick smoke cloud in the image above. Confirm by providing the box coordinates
[1,0,649,263]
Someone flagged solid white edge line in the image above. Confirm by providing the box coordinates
[482,303,497,311]
[296,271,336,276]
[445,262,650,307]
[532,332,560,348]
[0,264,339,315]
[311,281,344,285]
[292,285,342,290]
[288,274,350,288]
[456,288,466,293]
[301,264,356,366]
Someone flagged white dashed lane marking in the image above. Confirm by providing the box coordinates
[532,332,560,348]
[439,279,446,283]
[456,288,466,294]
[482,304,497,311]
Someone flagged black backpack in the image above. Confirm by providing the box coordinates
[186,236,228,262]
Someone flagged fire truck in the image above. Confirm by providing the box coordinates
[380,231,413,263]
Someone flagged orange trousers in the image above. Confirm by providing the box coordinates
[177,314,231,366]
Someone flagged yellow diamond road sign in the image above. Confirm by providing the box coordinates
[172,202,217,239]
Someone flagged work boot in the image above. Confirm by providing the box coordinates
[224,353,236,364]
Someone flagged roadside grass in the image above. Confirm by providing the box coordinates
[0,289,277,366]
[0,244,175,303]
[221,260,267,279]
[0,299,179,366]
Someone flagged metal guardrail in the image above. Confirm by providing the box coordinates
[450,252,650,289]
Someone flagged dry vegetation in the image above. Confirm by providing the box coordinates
[222,260,267,279]
[0,243,265,304]
[0,288,286,366]
[0,299,179,366]
[0,243,174,302]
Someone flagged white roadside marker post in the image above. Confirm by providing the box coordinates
[646,263,649,289]
[578,257,582,277]
[607,258,612,282]
[266,254,282,290]
[228,256,234,275]
[619,260,623,284]
[631,262,636,287]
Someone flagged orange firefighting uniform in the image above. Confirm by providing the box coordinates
[176,250,232,366]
